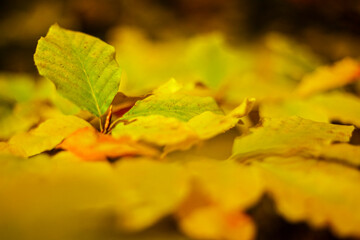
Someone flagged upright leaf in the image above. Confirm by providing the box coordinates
[34,24,122,117]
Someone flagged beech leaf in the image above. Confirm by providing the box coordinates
[9,115,91,157]
[296,57,360,97]
[232,116,354,160]
[122,80,223,122]
[256,156,360,237]
[114,159,189,231]
[34,24,122,117]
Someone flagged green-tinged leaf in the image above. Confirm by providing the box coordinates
[0,73,35,103]
[112,99,254,156]
[122,80,223,122]
[185,33,235,89]
[255,156,360,237]
[232,117,354,160]
[34,24,122,117]
[9,115,91,157]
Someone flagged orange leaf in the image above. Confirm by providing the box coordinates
[58,127,158,161]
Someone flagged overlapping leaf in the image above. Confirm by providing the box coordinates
[232,116,354,160]
[112,93,254,155]
[9,115,91,157]
[296,57,360,97]
[59,127,158,161]
[255,156,360,238]
[34,24,122,117]
[114,159,189,231]
[121,80,223,122]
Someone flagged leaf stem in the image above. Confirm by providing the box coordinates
[99,117,104,132]
[108,118,126,132]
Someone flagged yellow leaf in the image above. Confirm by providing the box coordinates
[112,115,198,146]
[113,159,189,231]
[0,142,26,157]
[232,116,354,160]
[185,159,263,211]
[308,91,360,127]
[112,99,254,156]
[188,98,255,140]
[260,99,329,123]
[296,57,360,97]
[9,115,91,157]
[255,156,360,237]
[315,143,360,167]
[178,205,255,240]
[0,153,119,240]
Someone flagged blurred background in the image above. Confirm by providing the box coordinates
[1,0,360,73]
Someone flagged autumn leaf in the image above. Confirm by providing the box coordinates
[188,98,255,140]
[0,153,120,240]
[59,127,158,161]
[232,116,354,160]
[296,57,360,97]
[308,91,360,127]
[34,24,122,117]
[260,98,329,123]
[0,142,26,157]
[178,205,255,240]
[255,156,360,238]
[0,73,35,103]
[184,159,263,211]
[175,158,260,240]
[113,159,189,231]
[112,97,254,155]
[0,102,40,140]
[8,115,91,157]
[111,115,198,146]
[314,143,360,167]
[122,79,223,122]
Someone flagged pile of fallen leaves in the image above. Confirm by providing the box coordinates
[1,24,360,240]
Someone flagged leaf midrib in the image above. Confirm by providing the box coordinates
[61,28,102,117]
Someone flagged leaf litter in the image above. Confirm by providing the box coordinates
[1,24,360,240]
